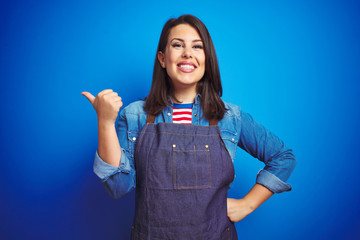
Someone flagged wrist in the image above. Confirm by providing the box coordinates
[97,119,116,129]
[241,197,256,213]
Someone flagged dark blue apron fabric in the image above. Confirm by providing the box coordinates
[131,117,237,240]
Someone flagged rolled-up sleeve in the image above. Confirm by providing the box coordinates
[238,111,297,193]
[93,149,135,199]
[256,169,292,193]
[93,149,131,181]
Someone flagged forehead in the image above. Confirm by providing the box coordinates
[168,24,202,41]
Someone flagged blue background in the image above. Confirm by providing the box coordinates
[1,0,359,239]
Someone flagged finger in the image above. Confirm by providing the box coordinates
[104,94,121,103]
[97,89,114,97]
[103,92,119,98]
[81,92,96,104]
[113,96,122,102]
[114,102,123,111]
[114,100,123,107]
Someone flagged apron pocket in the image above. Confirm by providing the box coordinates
[173,144,211,189]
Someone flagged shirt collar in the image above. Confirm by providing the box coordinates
[167,93,201,105]
[194,93,201,105]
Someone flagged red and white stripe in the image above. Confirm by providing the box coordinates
[172,107,192,125]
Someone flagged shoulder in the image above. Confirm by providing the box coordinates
[121,100,146,116]
[223,100,241,118]
[221,100,253,123]
[218,100,242,134]
[118,100,147,132]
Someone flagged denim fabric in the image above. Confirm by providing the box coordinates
[131,122,237,239]
[94,95,297,198]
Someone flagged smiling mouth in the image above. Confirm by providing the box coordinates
[177,63,196,72]
[179,64,195,69]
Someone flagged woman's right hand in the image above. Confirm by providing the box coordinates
[81,89,123,125]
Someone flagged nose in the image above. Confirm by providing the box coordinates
[182,46,193,58]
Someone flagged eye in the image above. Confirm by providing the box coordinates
[193,45,203,49]
[172,43,183,48]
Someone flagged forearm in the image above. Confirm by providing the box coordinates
[243,183,274,211]
[227,183,273,222]
[97,120,121,167]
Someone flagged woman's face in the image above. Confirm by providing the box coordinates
[158,24,206,91]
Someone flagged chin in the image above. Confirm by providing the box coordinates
[177,80,199,87]
[179,76,202,84]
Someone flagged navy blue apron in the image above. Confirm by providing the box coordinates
[131,114,237,240]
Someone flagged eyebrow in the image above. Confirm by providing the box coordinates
[170,38,203,43]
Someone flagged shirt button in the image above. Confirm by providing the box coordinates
[167,113,171,116]
[231,138,235,142]
[194,114,198,117]
[132,137,136,141]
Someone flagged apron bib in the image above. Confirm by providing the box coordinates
[131,115,237,240]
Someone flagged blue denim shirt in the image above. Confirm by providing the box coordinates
[93,95,296,199]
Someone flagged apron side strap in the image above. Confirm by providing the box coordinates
[209,118,218,126]
[146,114,156,124]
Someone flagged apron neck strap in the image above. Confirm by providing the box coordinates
[146,114,218,126]
[209,118,218,126]
[146,114,156,124]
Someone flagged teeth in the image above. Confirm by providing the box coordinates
[179,64,194,69]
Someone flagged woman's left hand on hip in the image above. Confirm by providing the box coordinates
[227,198,254,222]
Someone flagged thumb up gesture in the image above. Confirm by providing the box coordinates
[82,89,123,125]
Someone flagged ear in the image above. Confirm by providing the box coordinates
[157,51,166,68]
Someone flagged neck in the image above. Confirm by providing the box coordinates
[172,85,197,104]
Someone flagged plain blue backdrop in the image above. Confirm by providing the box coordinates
[1,0,359,239]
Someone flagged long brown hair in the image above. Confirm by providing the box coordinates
[144,14,227,121]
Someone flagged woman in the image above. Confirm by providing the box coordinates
[82,14,296,240]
